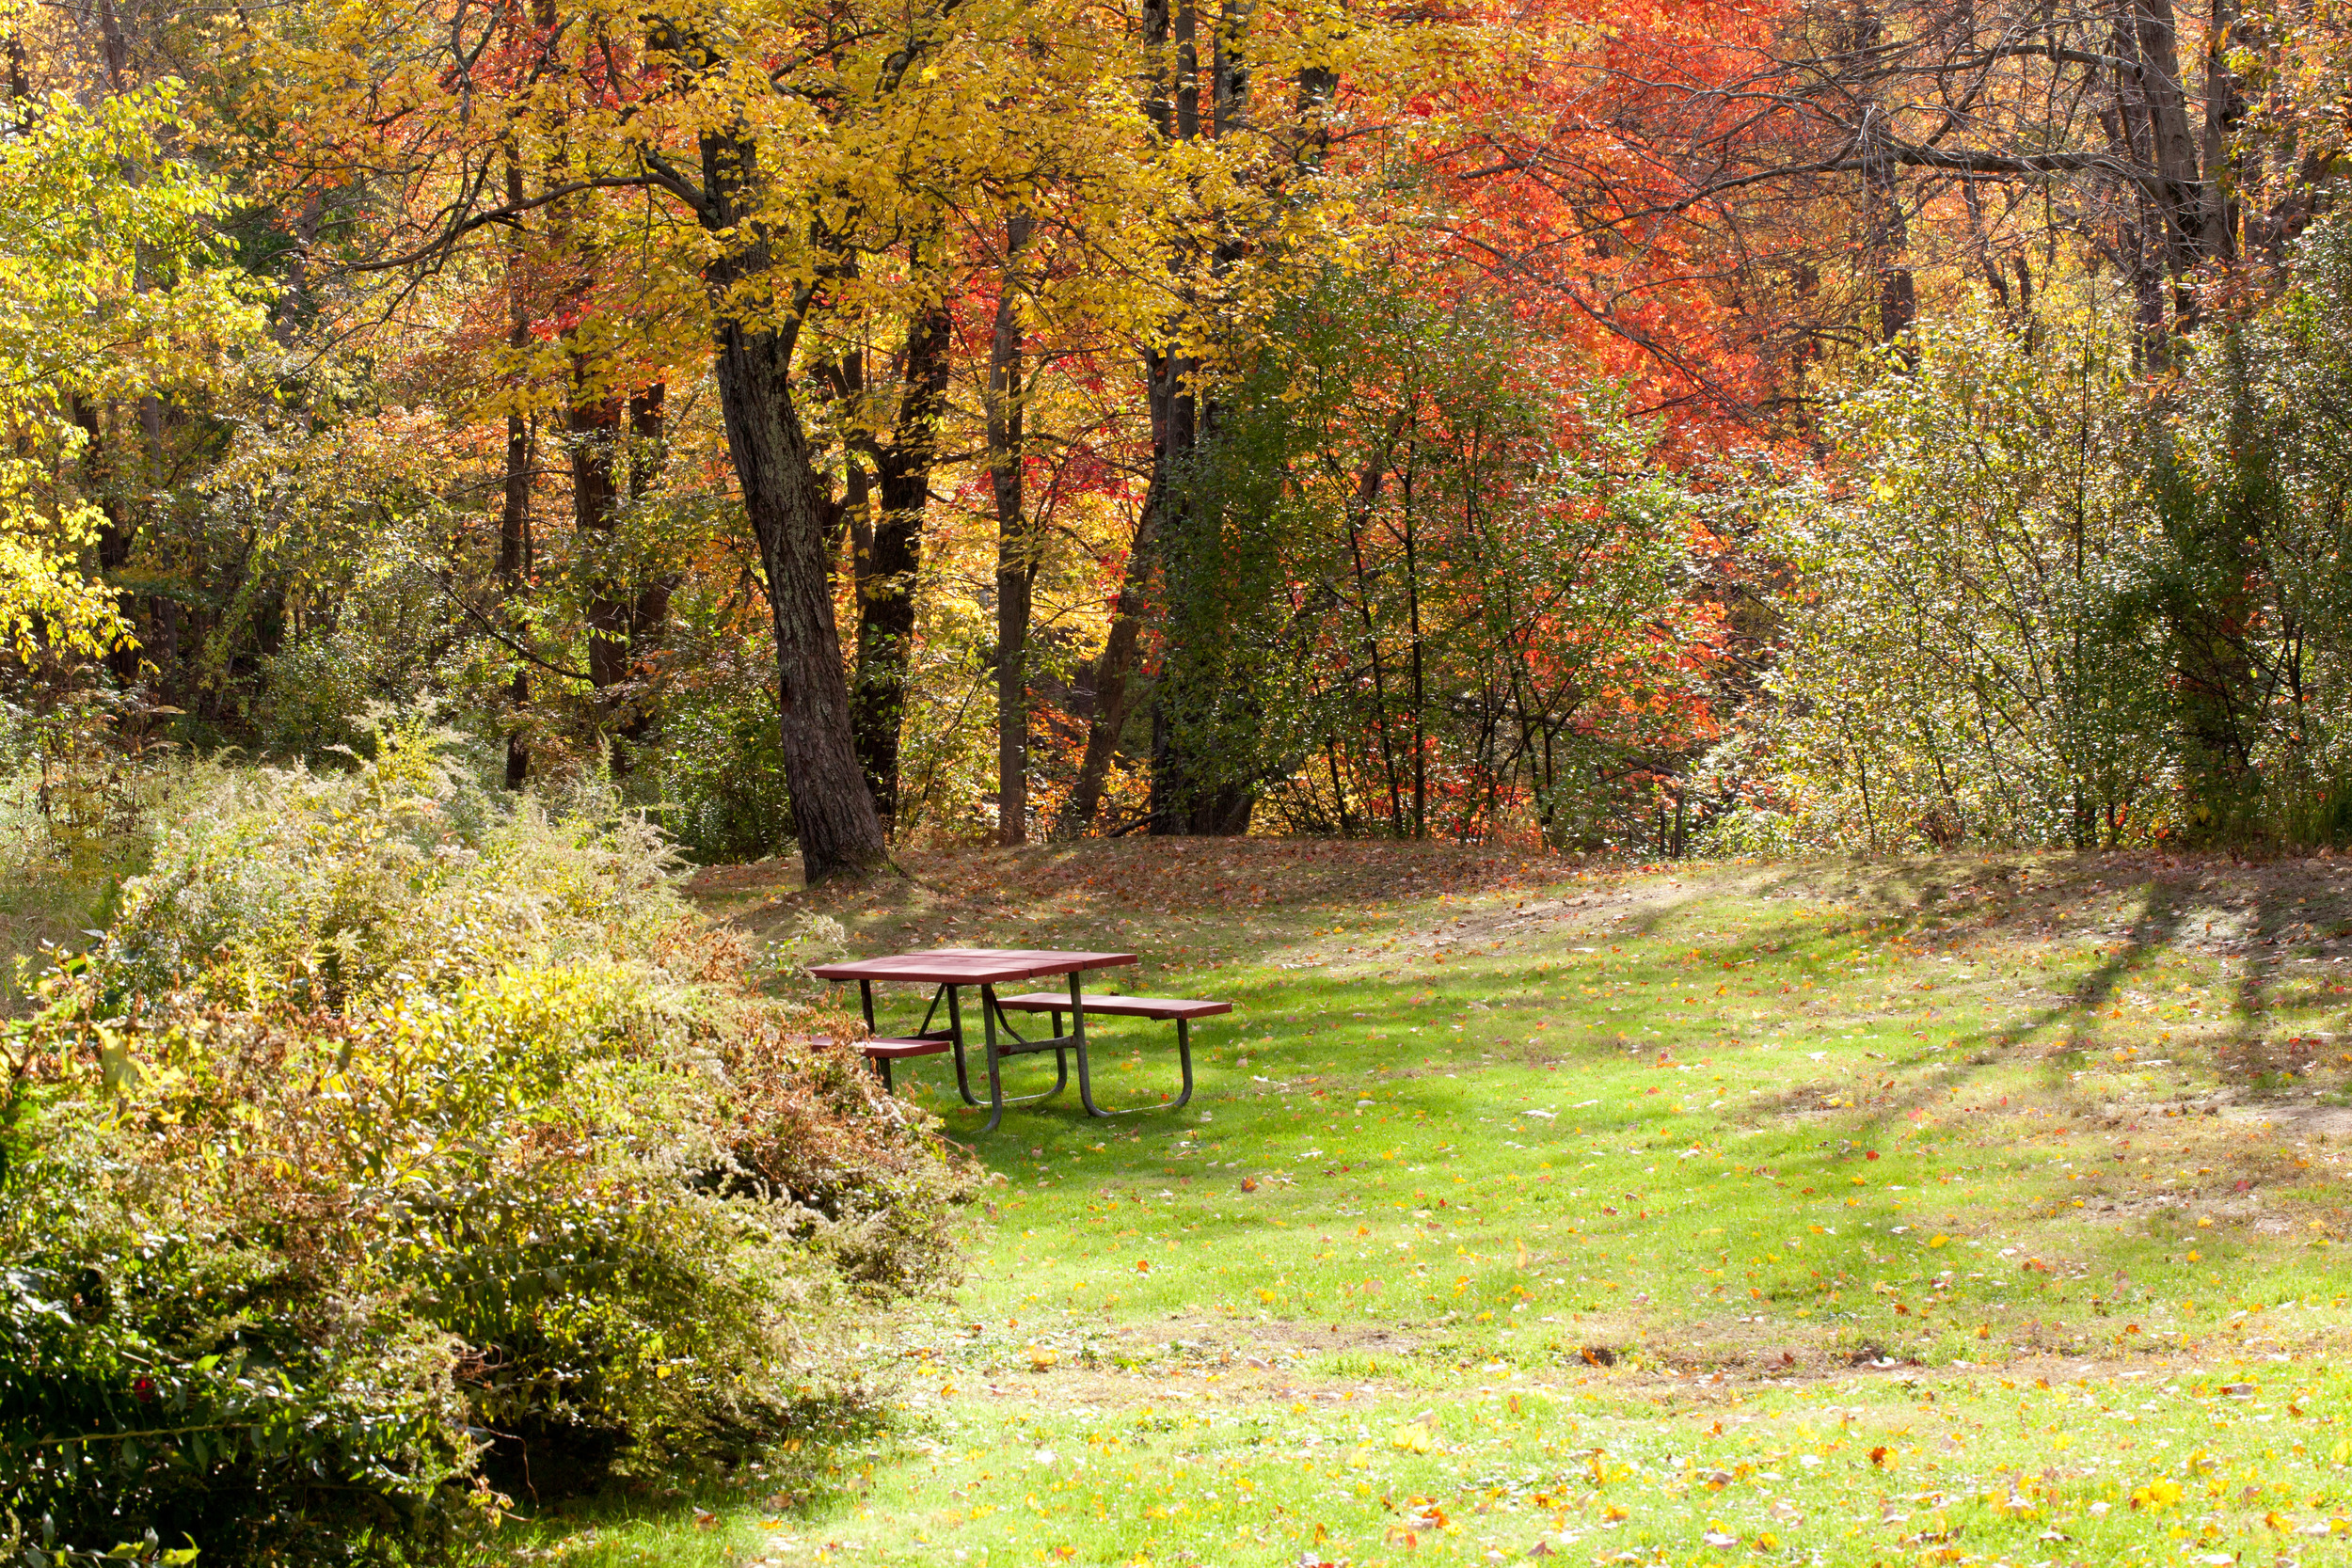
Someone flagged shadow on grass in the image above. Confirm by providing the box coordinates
[486,1392,894,1566]
[1604,856,2340,1348]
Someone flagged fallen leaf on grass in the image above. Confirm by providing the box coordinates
[1391,1422,1435,1453]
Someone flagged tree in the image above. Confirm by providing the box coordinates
[1156,273,1732,847]
[269,0,1419,873]
[0,84,263,666]
[1758,309,2169,849]
[1430,0,2269,395]
[272,0,1132,878]
[987,213,1040,845]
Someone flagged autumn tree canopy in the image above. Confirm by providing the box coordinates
[0,0,2344,868]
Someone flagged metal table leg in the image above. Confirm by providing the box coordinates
[1067,974,1193,1117]
[980,984,1007,1133]
[1071,969,1111,1117]
[1169,1017,1196,1109]
[945,985,983,1106]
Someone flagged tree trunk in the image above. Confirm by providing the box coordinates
[499,140,533,789]
[1847,3,1915,343]
[571,381,628,688]
[1057,493,1157,837]
[2198,0,2243,265]
[700,118,889,883]
[1142,338,1201,835]
[499,407,533,788]
[850,302,952,828]
[2108,0,2211,342]
[990,214,1037,846]
[572,378,672,765]
[1147,0,1263,836]
[690,106,887,881]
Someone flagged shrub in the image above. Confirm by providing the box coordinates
[2,721,970,1562]
[94,716,683,1011]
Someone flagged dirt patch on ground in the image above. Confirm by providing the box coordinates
[883,1329,2325,1415]
[691,839,1584,930]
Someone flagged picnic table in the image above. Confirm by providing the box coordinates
[807,946,1222,1132]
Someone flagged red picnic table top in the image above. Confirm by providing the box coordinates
[805,946,1137,985]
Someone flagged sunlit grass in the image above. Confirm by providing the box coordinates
[506,846,2352,1565]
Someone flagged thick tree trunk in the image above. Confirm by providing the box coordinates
[1148,0,1223,841]
[1141,340,1201,835]
[691,110,887,881]
[2126,0,2205,250]
[707,270,888,880]
[2198,0,2243,265]
[1146,0,1261,836]
[2107,0,2212,342]
[990,214,1036,847]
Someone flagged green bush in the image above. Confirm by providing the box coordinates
[636,654,797,865]
[94,719,680,1011]
[2,721,970,1562]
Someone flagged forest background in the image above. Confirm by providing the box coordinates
[9,0,2352,1561]
[17,0,2352,873]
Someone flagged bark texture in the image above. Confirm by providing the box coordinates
[701,130,889,883]
[988,214,1036,845]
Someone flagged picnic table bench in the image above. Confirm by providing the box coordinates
[807,946,1229,1132]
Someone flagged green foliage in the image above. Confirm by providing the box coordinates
[640,639,797,864]
[2,724,971,1562]
[97,713,678,1010]
[2151,216,2352,842]
[1750,222,2352,853]
[0,83,267,663]
[1164,275,1724,847]
[1,1160,471,1566]
[1750,310,2173,850]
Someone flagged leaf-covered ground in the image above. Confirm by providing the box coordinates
[511,845,2352,1567]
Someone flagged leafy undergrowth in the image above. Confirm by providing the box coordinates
[0,862,117,1015]
[501,844,2352,1566]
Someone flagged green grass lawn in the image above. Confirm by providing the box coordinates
[498,845,2352,1564]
